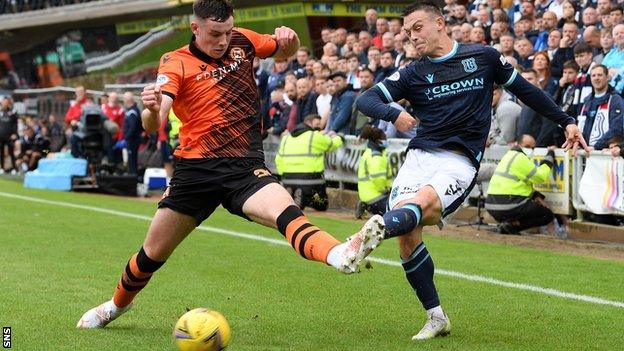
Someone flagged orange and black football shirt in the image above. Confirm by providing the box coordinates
[156,28,278,159]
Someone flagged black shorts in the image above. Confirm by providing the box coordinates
[158,157,279,224]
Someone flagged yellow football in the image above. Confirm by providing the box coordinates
[173,308,231,351]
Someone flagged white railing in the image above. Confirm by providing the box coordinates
[86,23,174,73]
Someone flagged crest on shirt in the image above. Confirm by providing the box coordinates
[229,47,246,61]
[461,57,478,73]
[156,74,169,86]
[388,71,400,81]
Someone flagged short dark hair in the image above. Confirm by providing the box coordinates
[591,64,609,75]
[193,0,233,22]
[573,42,593,55]
[402,0,444,18]
[304,114,322,124]
[563,60,580,72]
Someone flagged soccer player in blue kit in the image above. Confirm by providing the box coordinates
[356,0,589,341]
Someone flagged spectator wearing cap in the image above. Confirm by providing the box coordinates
[326,72,355,134]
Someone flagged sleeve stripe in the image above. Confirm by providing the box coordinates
[162,91,176,100]
[502,69,518,87]
[376,83,393,102]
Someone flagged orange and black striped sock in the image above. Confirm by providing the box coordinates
[276,205,340,264]
[112,247,165,308]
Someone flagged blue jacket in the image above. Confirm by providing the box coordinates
[329,88,356,134]
[578,91,624,150]
[123,104,142,146]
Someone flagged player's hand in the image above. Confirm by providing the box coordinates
[561,124,589,153]
[273,26,298,51]
[141,83,162,114]
[394,111,418,132]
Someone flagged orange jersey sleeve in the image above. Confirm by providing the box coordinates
[235,27,278,59]
[156,51,185,98]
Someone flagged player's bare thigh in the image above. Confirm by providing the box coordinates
[142,207,198,261]
[394,185,443,226]
[242,182,295,228]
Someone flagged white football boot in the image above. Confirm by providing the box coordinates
[412,310,451,340]
[340,214,385,273]
[76,299,133,328]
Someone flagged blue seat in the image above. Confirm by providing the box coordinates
[24,158,87,191]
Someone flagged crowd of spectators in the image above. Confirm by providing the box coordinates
[255,1,624,153]
[0,86,173,176]
[0,0,97,14]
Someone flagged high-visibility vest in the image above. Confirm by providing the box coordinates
[487,149,551,197]
[357,148,392,203]
[275,130,343,176]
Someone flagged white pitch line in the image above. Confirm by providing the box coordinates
[1,191,623,309]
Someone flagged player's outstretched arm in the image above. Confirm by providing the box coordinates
[505,75,589,152]
[272,26,300,59]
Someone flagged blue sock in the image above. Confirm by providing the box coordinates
[383,204,422,238]
[402,242,440,310]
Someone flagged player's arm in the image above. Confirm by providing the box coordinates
[141,84,173,134]
[356,75,417,132]
[485,47,588,151]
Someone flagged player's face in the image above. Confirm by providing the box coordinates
[192,16,234,58]
[403,10,443,56]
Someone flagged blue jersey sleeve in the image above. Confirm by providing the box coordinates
[483,46,517,87]
[376,68,411,102]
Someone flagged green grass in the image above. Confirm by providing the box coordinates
[0,177,623,350]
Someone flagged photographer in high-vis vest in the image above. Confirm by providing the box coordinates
[355,126,392,219]
[485,135,556,234]
[275,114,343,211]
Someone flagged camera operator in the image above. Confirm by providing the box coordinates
[69,103,118,164]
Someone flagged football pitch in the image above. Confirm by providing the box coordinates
[0,177,623,350]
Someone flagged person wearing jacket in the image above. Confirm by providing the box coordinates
[355,126,392,218]
[275,114,343,211]
[485,135,556,234]
[577,64,624,150]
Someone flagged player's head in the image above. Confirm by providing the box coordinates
[401,0,447,57]
[191,0,234,58]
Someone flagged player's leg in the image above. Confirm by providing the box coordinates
[238,181,384,273]
[77,208,198,328]
[385,150,476,340]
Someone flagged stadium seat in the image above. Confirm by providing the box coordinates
[24,158,87,191]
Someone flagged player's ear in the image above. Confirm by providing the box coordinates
[190,21,199,36]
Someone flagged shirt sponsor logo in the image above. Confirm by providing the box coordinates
[156,74,169,85]
[425,73,435,83]
[424,77,484,100]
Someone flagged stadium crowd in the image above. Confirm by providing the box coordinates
[0,0,97,14]
[4,1,624,229]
